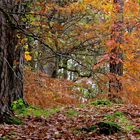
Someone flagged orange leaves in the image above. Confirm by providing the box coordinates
[124,0,139,18]
[124,61,140,77]
[24,70,79,108]
[122,27,140,94]
[53,23,64,30]
[121,74,140,105]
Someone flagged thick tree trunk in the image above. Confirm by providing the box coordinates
[109,0,124,93]
[0,0,25,123]
[0,11,16,122]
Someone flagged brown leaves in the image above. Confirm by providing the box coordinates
[24,69,80,108]
[0,104,140,139]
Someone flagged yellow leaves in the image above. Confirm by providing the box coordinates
[25,52,32,61]
[84,0,112,14]
[126,52,135,60]
[124,61,140,77]
[102,2,113,14]
[21,38,27,45]
[18,37,28,45]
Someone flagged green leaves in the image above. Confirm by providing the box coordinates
[11,99,25,111]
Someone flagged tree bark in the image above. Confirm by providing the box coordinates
[0,0,25,123]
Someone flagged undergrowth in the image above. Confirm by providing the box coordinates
[11,99,60,118]
[90,99,112,106]
[66,109,79,117]
[80,121,121,135]
[104,111,135,132]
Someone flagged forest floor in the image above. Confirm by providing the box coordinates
[0,103,140,140]
[0,70,140,140]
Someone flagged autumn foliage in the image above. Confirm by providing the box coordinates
[24,69,81,108]
[0,0,140,139]
[22,0,140,107]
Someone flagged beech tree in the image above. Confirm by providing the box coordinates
[109,0,124,93]
[0,0,26,123]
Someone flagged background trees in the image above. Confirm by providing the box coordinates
[23,0,139,96]
[24,1,109,81]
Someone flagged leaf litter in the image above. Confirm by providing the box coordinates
[0,103,140,140]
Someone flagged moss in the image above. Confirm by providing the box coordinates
[96,121,121,135]
[66,109,79,117]
[119,116,135,132]
[104,111,135,132]
[11,99,61,118]
[80,121,121,135]
[135,129,140,133]
[4,116,23,125]
[27,107,60,118]
[12,104,60,118]
[91,99,112,106]
[104,111,124,119]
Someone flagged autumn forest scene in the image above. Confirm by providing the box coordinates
[0,0,140,139]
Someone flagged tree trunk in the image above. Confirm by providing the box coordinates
[109,0,124,93]
[0,0,25,123]
[62,58,68,79]
[14,45,24,101]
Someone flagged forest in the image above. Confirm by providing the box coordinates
[0,0,140,139]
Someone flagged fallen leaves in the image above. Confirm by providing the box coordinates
[0,103,140,139]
